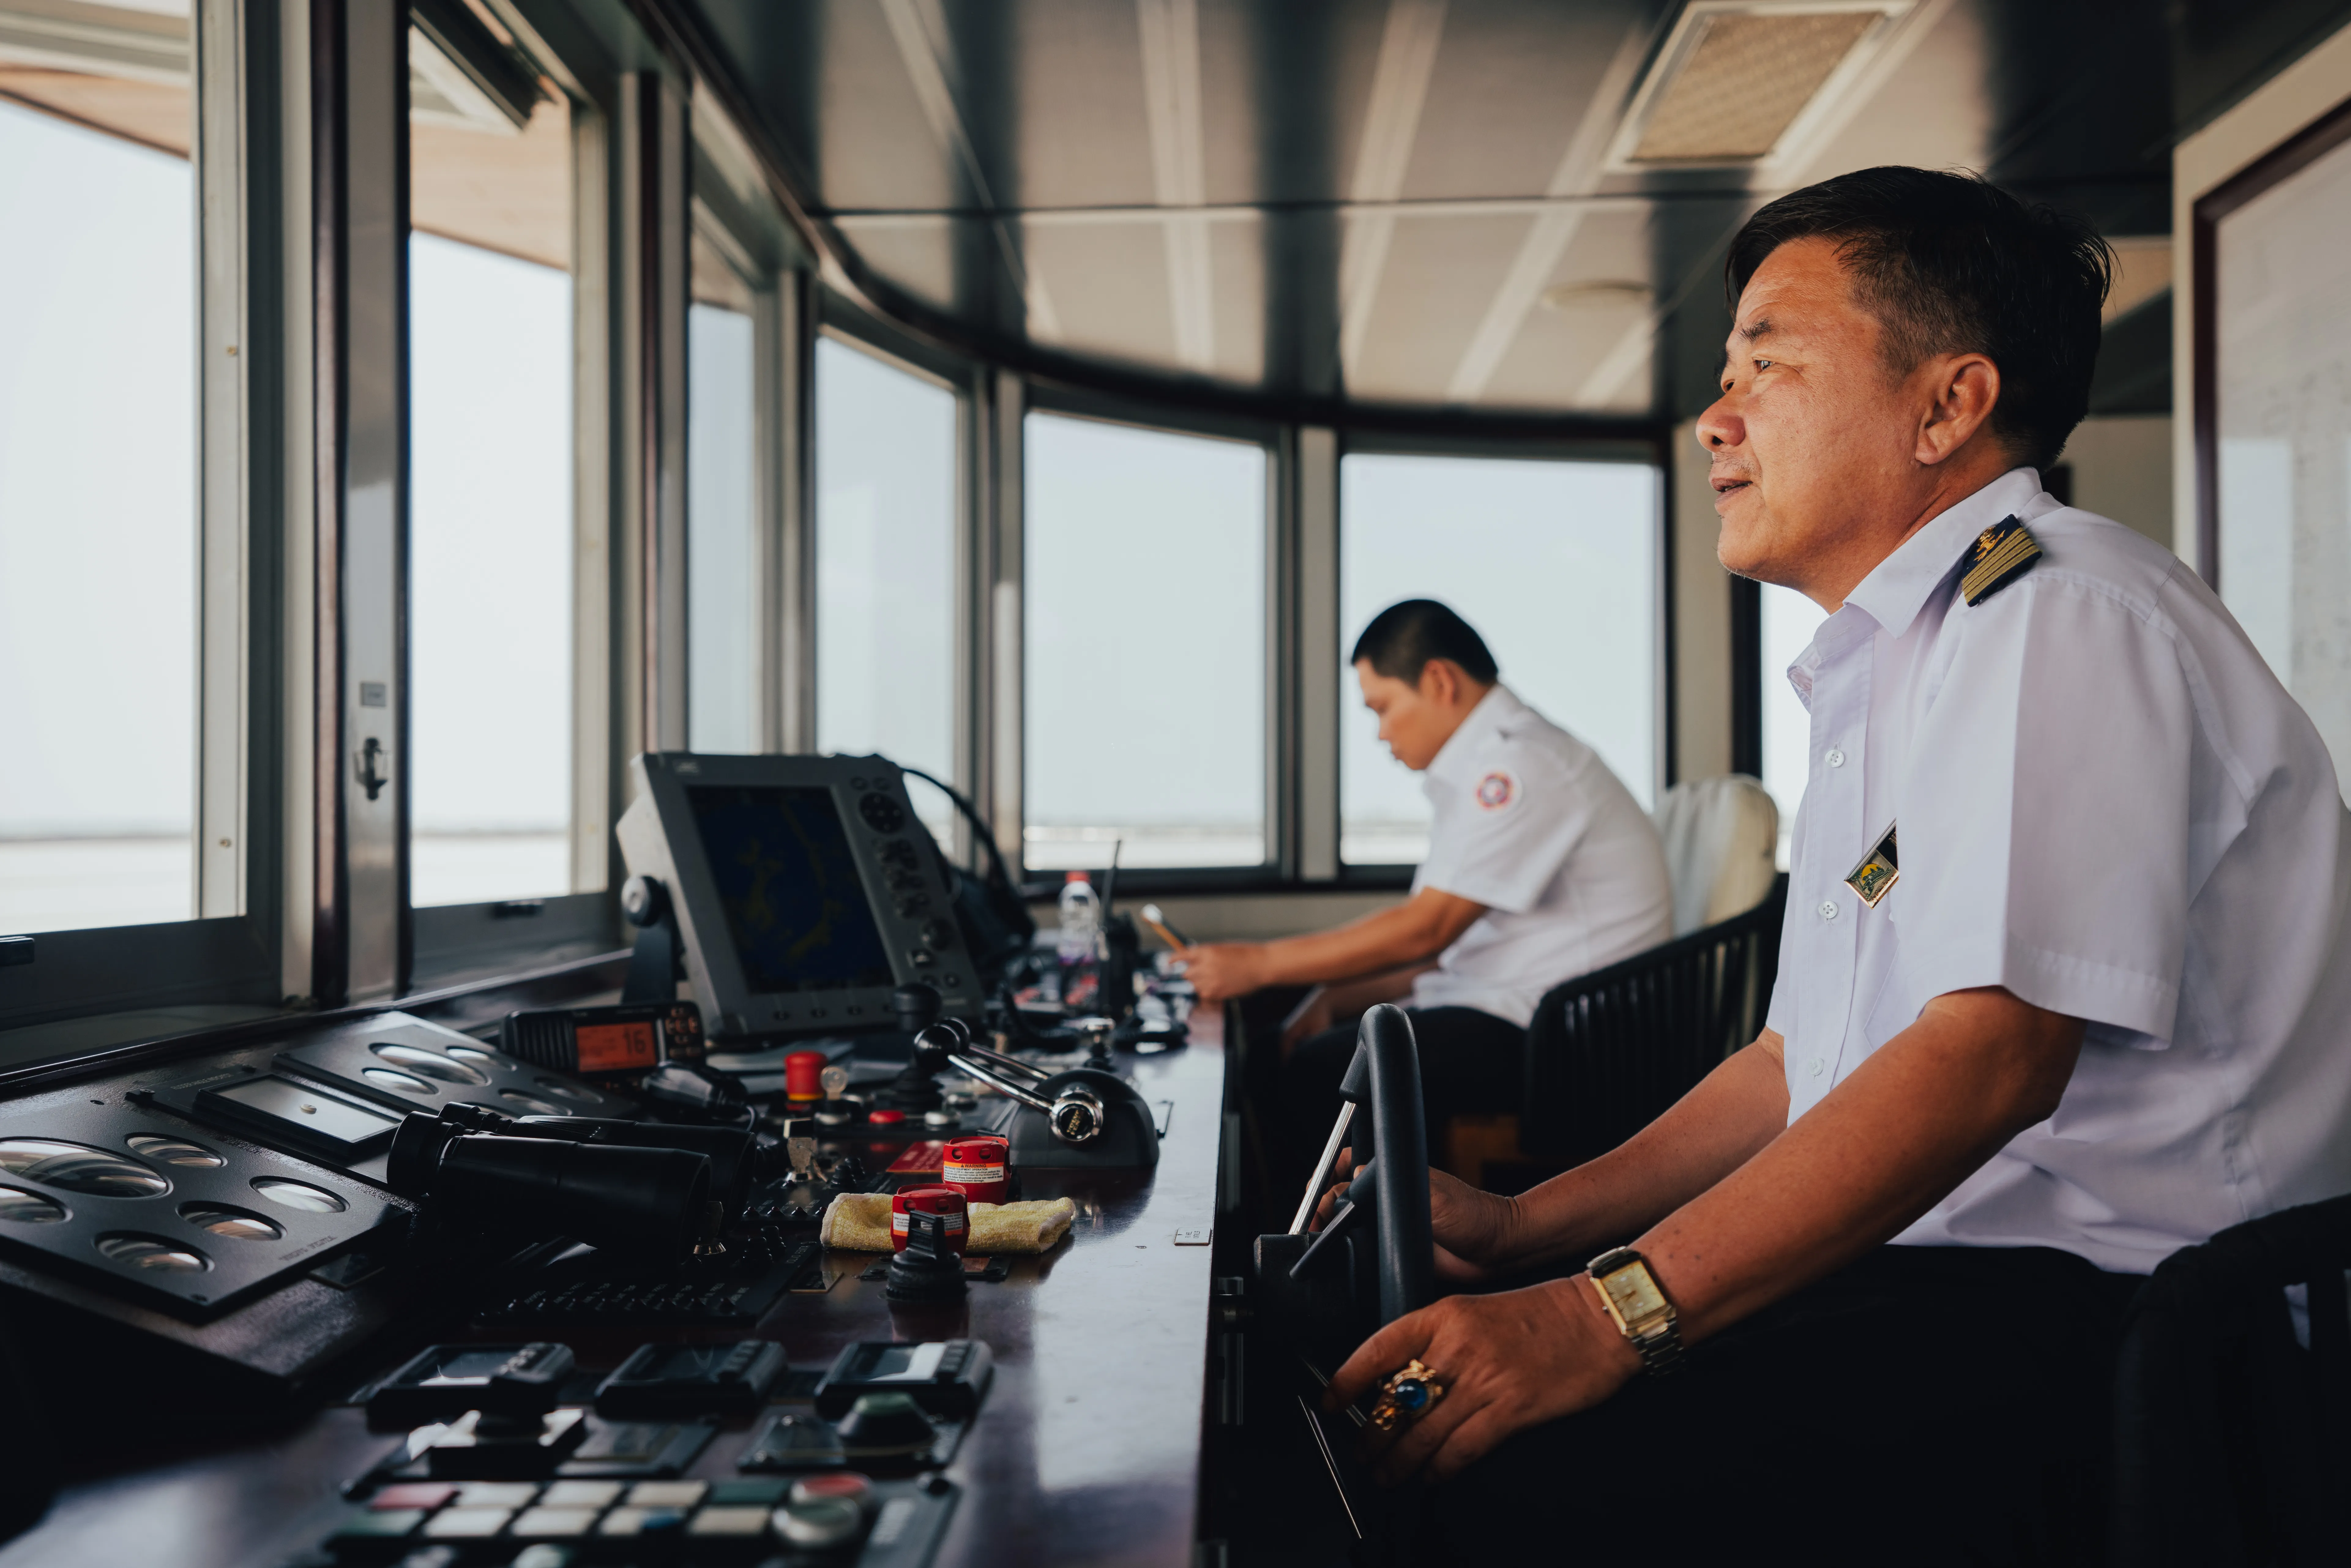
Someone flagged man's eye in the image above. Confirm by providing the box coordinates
[1753,358,1774,371]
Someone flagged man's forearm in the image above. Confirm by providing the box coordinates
[1485,1033,1792,1270]
[1637,989,2082,1343]
[1251,897,1476,989]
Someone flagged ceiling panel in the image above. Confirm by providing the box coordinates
[676,0,2351,426]
[1020,217,1184,370]
[1342,211,1535,402]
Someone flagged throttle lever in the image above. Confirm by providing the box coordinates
[1288,1158,1377,1282]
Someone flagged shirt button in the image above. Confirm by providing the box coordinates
[1810,1057,1827,1077]
[1826,748,1846,768]
[1819,899,1839,921]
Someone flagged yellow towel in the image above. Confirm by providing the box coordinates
[819,1192,1077,1254]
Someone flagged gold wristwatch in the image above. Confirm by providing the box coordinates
[1586,1247,1684,1376]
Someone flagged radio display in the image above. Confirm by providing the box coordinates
[686,784,894,994]
[574,1020,659,1073]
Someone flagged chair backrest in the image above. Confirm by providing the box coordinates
[1518,875,1786,1166]
[2112,1193,2351,1565]
[1651,775,1779,937]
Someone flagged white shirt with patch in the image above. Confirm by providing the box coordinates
[1409,684,1673,1028]
[1767,467,2351,1274]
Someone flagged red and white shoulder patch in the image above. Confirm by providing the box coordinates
[1474,770,1517,810]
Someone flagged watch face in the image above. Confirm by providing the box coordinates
[1599,1261,1669,1324]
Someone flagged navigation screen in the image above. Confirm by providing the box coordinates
[687,785,894,994]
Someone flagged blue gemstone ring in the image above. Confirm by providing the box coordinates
[1366,1358,1447,1432]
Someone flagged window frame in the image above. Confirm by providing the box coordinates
[1329,429,1672,882]
[401,3,618,989]
[0,0,286,1037]
[811,294,982,862]
[1017,385,1287,894]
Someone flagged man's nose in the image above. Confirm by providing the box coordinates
[1695,392,1741,451]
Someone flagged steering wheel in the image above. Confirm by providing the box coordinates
[1259,1004,1435,1345]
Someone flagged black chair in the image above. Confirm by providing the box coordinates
[2113,1193,2351,1566]
[1516,874,1786,1168]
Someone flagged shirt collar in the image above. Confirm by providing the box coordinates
[1425,683,1522,784]
[1841,467,2047,640]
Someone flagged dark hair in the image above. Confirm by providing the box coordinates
[1350,599,1498,686]
[1724,167,2113,472]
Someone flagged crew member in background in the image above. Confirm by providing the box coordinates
[1176,599,1672,1164]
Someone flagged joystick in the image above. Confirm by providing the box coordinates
[884,1210,968,1303]
[878,985,950,1114]
[1075,1015,1115,1073]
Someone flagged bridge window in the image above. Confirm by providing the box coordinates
[688,225,761,755]
[1759,583,1824,868]
[1339,453,1660,867]
[0,14,197,935]
[406,74,577,908]
[1024,414,1269,871]
[815,337,960,846]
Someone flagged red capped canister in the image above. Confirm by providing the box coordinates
[890,1184,968,1254]
[940,1134,1009,1206]
[784,1050,828,1102]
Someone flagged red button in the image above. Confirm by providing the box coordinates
[867,1108,905,1126]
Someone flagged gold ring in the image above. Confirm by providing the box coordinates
[1365,1358,1446,1432]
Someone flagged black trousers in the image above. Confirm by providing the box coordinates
[1277,1006,1524,1180]
[1414,1245,2145,1567]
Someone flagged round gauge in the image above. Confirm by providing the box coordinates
[179,1204,282,1242]
[532,1077,595,1103]
[0,1187,66,1224]
[500,1091,565,1116]
[370,1043,489,1085]
[443,1045,496,1063]
[0,1139,168,1197]
[95,1234,209,1272]
[126,1135,225,1169]
[360,1066,435,1096]
[250,1177,346,1214]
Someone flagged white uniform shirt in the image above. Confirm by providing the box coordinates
[1767,467,2351,1275]
[1409,684,1673,1028]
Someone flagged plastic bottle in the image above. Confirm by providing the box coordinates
[1056,872,1101,966]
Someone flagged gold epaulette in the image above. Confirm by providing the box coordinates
[1960,515,2042,606]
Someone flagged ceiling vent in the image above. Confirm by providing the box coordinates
[1610,2,1910,171]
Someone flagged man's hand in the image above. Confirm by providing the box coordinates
[1325,1277,1641,1484]
[1173,943,1267,1003]
[1312,1150,1518,1284]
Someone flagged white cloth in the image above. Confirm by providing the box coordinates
[1409,685,1673,1028]
[1652,774,1780,936]
[1764,467,2351,1275]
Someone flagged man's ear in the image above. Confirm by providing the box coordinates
[1416,659,1457,706]
[1915,352,2002,466]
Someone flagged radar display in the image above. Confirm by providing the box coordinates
[687,785,894,993]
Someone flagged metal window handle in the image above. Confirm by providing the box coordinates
[356,737,390,801]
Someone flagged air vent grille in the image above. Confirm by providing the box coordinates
[1630,9,1880,165]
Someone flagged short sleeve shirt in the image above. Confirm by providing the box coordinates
[1409,685,1673,1028]
[1767,467,2351,1274]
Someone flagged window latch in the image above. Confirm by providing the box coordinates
[356,737,390,801]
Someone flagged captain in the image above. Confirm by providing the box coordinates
[1176,599,1672,1156]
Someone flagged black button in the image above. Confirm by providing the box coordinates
[859,793,907,833]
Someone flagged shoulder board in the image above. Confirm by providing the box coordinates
[1960,515,2042,606]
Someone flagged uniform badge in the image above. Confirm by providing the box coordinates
[1844,821,1898,908]
[1960,515,2042,606]
[1474,771,1516,810]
